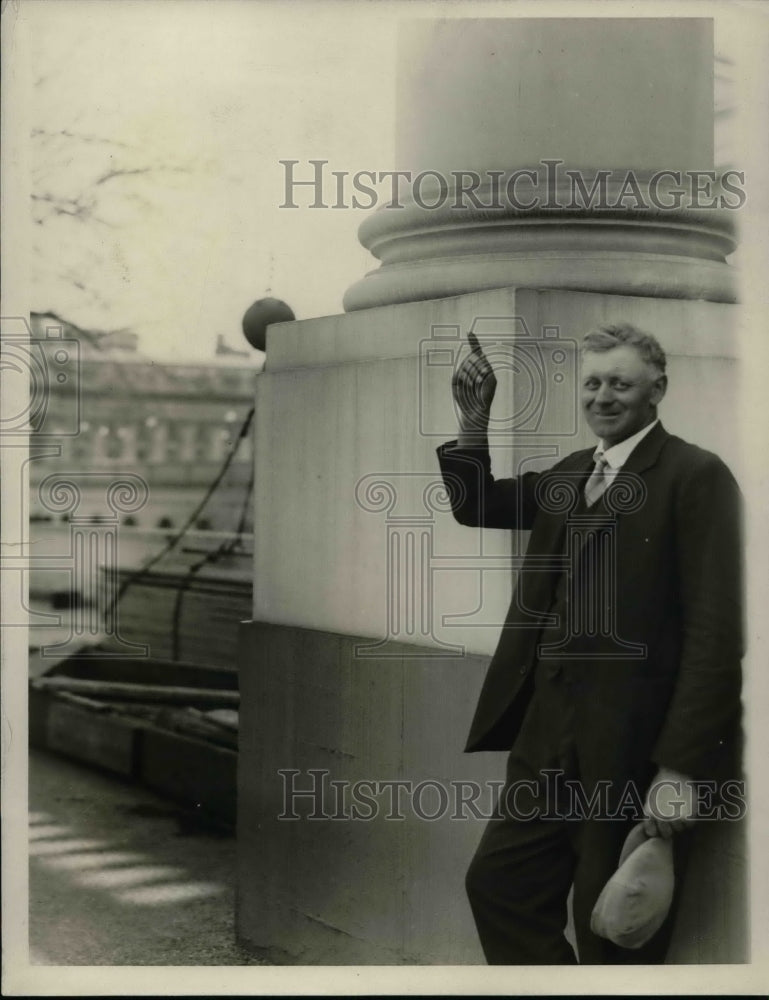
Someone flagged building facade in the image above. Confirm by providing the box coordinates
[29,312,259,533]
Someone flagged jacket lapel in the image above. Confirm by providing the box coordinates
[606,421,670,518]
[534,449,595,556]
[617,420,670,477]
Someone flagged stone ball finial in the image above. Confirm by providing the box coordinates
[242,298,295,352]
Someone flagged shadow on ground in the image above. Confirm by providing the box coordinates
[29,748,266,965]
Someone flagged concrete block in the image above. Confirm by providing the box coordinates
[236,620,499,964]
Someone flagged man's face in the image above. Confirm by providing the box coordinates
[581,345,667,447]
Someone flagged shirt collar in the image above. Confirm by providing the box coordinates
[594,419,659,470]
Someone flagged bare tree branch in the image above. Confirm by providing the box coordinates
[31,127,134,150]
[31,75,198,308]
[94,165,191,186]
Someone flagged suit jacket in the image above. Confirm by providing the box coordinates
[436,422,743,792]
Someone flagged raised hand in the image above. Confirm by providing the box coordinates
[452,332,497,438]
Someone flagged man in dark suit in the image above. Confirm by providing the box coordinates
[436,323,743,964]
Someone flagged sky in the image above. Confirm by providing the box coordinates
[18,0,751,363]
[26,0,397,360]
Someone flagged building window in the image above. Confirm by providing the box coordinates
[209,427,230,463]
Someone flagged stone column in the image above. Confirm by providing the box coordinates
[147,421,169,464]
[344,18,736,311]
[177,423,199,464]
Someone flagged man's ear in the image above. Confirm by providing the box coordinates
[651,373,668,406]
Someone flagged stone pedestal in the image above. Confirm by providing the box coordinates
[237,287,742,963]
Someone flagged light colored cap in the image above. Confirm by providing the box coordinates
[590,823,675,949]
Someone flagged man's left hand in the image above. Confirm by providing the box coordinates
[643,766,697,838]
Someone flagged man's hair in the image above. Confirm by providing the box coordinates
[581,323,667,375]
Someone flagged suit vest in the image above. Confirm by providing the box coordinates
[536,484,613,664]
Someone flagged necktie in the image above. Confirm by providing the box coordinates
[584,453,610,507]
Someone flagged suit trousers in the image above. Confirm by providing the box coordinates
[465,659,692,964]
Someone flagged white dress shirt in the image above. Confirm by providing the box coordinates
[593,418,659,487]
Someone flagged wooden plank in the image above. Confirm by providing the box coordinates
[100,578,251,669]
[33,677,239,708]
[43,655,237,690]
